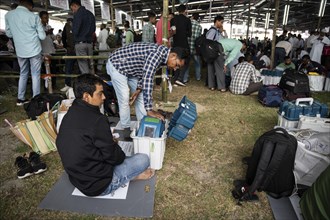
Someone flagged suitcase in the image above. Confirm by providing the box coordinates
[278,98,329,121]
[279,69,310,94]
[258,85,283,107]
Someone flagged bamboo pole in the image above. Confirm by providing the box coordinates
[162,0,169,102]
[230,0,233,38]
[270,0,280,69]
[110,0,115,33]
[246,1,251,41]
[317,16,322,31]
[44,55,53,94]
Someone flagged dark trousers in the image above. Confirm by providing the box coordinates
[243,82,263,95]
[207,55,225,90]
[275,47,286,66]
[64,51,77,86]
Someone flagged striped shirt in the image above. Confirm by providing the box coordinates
[230,62,259,94]
[188,19,202,54]
[109,43,169,110]
[142,22,155,43]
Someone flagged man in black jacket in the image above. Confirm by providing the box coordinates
[56,74,154,196]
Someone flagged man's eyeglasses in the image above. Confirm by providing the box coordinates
[175,59,183,70]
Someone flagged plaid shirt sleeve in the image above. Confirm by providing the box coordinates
[142,52,162,111]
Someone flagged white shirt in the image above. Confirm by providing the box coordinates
[260,55,271,67]
[276,41,292,55]
[97,28,109,50]
[310,36,330,63]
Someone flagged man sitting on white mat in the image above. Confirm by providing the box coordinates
[56,74,154,197]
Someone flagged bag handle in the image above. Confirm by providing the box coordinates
[295,97,313,106]
[264,127,291,139]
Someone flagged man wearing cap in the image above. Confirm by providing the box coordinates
[5,0,46,106]
[69,0,96,74]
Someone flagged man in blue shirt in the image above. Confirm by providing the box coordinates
[70,0,96,74]
[206,15,227,91]
[5,0,46,106]
[106,43,188,130]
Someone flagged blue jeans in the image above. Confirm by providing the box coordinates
[17,54,42,100]
[106,60,146,128]
[100,153,150,195]
[184,55,201,82]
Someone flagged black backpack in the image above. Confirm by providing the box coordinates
[24,93,66,120]
[128,30,142,42]
[195,27,224,63]
[235,128,298,201]
[101,81,119,117]
[279,69,310,95]
[106,34,116,48]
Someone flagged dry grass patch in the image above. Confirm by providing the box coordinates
[1,76,329,219]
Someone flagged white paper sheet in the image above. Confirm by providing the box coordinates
[72,182,130,199]
[118,141,134,156]
[114,121,138,130]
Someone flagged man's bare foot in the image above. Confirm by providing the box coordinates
[133,168,155,180]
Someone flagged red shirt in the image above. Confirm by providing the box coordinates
[156,16,171,46]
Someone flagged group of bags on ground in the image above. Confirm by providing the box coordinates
[258,68,329,107]
[232,69,330,219]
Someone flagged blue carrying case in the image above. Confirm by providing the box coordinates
[278,98,329,121]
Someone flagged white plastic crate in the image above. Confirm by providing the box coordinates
[325,77,330,91]
[278,112,299,129]
[294,141,330,186]
[298,116,330,133]
[262,76,281,85]
[130,120,168,170]
[307,75,325,91]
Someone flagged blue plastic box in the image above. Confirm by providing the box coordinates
[170,107,197,129]
[261,69,284,77]
[137,116,165,138]
[278,98,329,121]
[168,124,190,141]
[168,96,198,141]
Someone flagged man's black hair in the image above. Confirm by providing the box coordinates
[177,4,186,13]
[69,0,81,6]
[20,0,34,8]
[73,74,104,99]
[245,54,253,62]
[284,56,290,60]
[147,11,156,18]
[170,47,190,60]
[192,13,199,20]
[302,55,310,60]
[39,11,48,18]
[214,15,224,23]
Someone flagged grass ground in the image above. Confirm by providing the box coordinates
[0,75,329,220]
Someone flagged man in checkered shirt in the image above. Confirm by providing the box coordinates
[142,12,156,43]
[106,42,187,129]
[184,13,202,82]
[229,54,262,95]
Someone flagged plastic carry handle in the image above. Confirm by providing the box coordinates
[295,97,313,106]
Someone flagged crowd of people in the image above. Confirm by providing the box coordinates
[3,0,330,196]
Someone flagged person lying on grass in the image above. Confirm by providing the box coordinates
[56,74,154,196]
